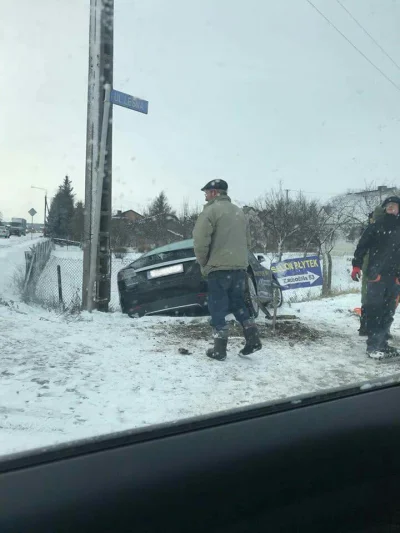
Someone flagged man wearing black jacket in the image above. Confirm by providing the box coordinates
[351,196,400,359]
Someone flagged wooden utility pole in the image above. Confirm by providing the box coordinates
[82,0,114,311]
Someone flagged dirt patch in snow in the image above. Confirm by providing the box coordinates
[163,318,324,344]
[264,320,323,342]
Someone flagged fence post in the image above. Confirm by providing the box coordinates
[23,251,35,297]
[57,265,64,309]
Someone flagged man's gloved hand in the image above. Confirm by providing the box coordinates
[351,266,361,281]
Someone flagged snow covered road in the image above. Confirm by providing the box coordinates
[1,294,400,457]
[0,235,45,300]
[0,234,44,250]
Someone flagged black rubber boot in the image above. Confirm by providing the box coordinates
[359,307,367,336]
[207,337,228,361]
[240,325,262,356]
[358,325,368,336]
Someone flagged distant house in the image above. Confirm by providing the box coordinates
[346,185,398,203]
[111,209,185,252]
[113,209,144,222]
[331,185,399,242]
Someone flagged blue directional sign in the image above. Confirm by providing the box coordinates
[110,89,149,114]
[271,255,323,291]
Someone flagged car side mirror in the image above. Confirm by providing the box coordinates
[257,255,264,263]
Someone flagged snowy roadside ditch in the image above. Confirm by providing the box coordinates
[1,292,400,457]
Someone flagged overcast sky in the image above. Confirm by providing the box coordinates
[1,0,400,221]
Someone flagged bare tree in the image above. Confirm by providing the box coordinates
[330,182,399,241]
[111,217,135,250]
[243,206,267,252]
[251,187,320,260]
[178,200,201,239]
[251,185,350,295]
[253,189,297,260]
[303,204,351,295]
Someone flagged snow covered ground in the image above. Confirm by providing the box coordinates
[1,238,400,459]
[1,294,400,458]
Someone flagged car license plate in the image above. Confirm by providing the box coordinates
[147,264,184,279]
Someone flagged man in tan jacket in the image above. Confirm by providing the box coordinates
[193,179,262,361]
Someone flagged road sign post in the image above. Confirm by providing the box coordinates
[31,187,48,234]
[28,208,37,239]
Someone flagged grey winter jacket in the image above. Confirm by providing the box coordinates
[192,195,251,276]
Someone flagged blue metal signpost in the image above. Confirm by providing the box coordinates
[110,89,149,114]
[271,256,323,291]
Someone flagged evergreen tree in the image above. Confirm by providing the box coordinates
[47,176,75,238]
[148,191,174,218]
[70,201,85,242]
[145,192,176,246]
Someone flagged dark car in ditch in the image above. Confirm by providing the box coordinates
[117,239,282,318]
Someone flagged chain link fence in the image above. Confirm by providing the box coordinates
[22,240,54,302]
[34,245,141,311]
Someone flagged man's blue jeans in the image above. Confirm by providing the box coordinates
[207,270,252,334]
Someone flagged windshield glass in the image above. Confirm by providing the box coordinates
[1,0,400,458]
[131,244,196,270]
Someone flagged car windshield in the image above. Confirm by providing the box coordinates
[131,240,195,269]
[1,0,400,459]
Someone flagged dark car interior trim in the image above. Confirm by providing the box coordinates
[1,376,400,532]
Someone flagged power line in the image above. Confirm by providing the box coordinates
[304,0,400,94]
[335,0,400,73]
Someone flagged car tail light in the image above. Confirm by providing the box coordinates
[119,269,138,287]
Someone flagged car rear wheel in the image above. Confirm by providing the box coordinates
[245,273,259,319]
